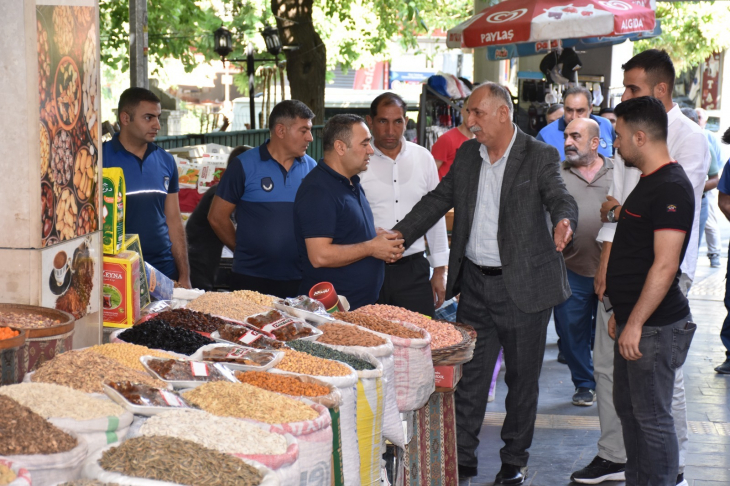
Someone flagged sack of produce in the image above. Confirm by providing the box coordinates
[263,400,333,486]
[0,395,89,484]
[257,366,357,486]
[274,341,390,486]
[84,436,279,485]
[182,382,332,486]
[135,408,299,486]
[334,311,435,411]
[315,320,404,448]
[0,458,32,486]
[0,383,133,454]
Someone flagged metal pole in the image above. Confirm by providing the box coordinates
[129,0,149,89]
[247,45,256,129]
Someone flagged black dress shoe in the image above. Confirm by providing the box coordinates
[715,359,730,374]
[495,463,527,485]
[458,464,478,479]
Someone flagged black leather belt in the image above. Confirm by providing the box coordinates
[470,260,502,276]
[386,252,424,266]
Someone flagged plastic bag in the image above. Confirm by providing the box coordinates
[314,321,404,448]
[0,458,32,486]
[4,432,88,485]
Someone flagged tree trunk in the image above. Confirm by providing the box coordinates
[271,0,326,122]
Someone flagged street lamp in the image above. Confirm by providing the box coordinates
[213,26,233,59]
[212,24,286,129]
[261,25,281,57]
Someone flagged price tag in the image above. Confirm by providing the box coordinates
[190,361,209,377]
[225,347,250,359]
[239,330,262,345]
[159,390,185,407]
[262,318,294,333]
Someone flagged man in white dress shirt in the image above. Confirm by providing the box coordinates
[359,93,450,317]
[571,49,709,486]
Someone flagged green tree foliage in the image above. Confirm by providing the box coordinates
[634,2,730,73]
[99,0,472,117]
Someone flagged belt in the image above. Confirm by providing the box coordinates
[386,252,425,266]
[470,260,502,276]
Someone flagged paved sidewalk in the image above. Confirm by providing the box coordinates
[463,256,730,486]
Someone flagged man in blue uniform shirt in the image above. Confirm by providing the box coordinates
[103,88,190,286]
[208,100,317,298]
[537,86,614,160]
[294,114,406,309]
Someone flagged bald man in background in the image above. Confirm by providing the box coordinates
[554,118,613,408]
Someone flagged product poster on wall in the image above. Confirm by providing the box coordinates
[41,233,100,320]
[38,5,100,247]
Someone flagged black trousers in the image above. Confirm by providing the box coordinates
[229,271,301,299]
[456,260,550,468]
[378,253,435,317]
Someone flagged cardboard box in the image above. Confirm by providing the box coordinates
[102,168,126,255]
[122,234,150,309]
[197,153,228,194]
[434,363,463,390]
[173,155,199,189]
[103,251,140,328]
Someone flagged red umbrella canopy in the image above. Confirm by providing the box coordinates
[448,0,655,49]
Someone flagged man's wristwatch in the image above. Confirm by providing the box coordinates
[607,205,620,223]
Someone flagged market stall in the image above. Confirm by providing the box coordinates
[0,284,475,486]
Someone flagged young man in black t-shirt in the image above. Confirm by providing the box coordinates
[605,97,697,486]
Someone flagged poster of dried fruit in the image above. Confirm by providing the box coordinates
[38,5,99,247]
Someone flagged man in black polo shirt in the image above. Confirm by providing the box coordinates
[606,96,697,486]
[294,114,405,309]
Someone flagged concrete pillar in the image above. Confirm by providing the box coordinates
[472,0,505,84]
[0,0,102,347]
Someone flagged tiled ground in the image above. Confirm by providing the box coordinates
[461,253,730,486]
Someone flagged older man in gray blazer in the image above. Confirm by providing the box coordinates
[393,83,578,485]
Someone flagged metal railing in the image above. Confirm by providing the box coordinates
[155,126,325,161]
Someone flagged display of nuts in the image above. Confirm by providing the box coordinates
[51,129,74,186]
[55,58,81,129]
[41,181,54,239]
[52,7,74,56]
[41,99,59,136]
[56,187,77,240]
[37,19,50,105]
[73,147,95,201]
[77,203,96,236]
[40,122,50,178]
[73,7,92,28]
[82,27,99,149]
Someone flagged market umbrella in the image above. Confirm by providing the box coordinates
[485,20,661,60]
[446,0,655,49]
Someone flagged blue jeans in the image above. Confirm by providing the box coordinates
[699,193,709,248]
[553,269,597,389]
[614,316,696,486]
[722,247,730,357]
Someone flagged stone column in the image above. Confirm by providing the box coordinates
[0,0,102,347]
